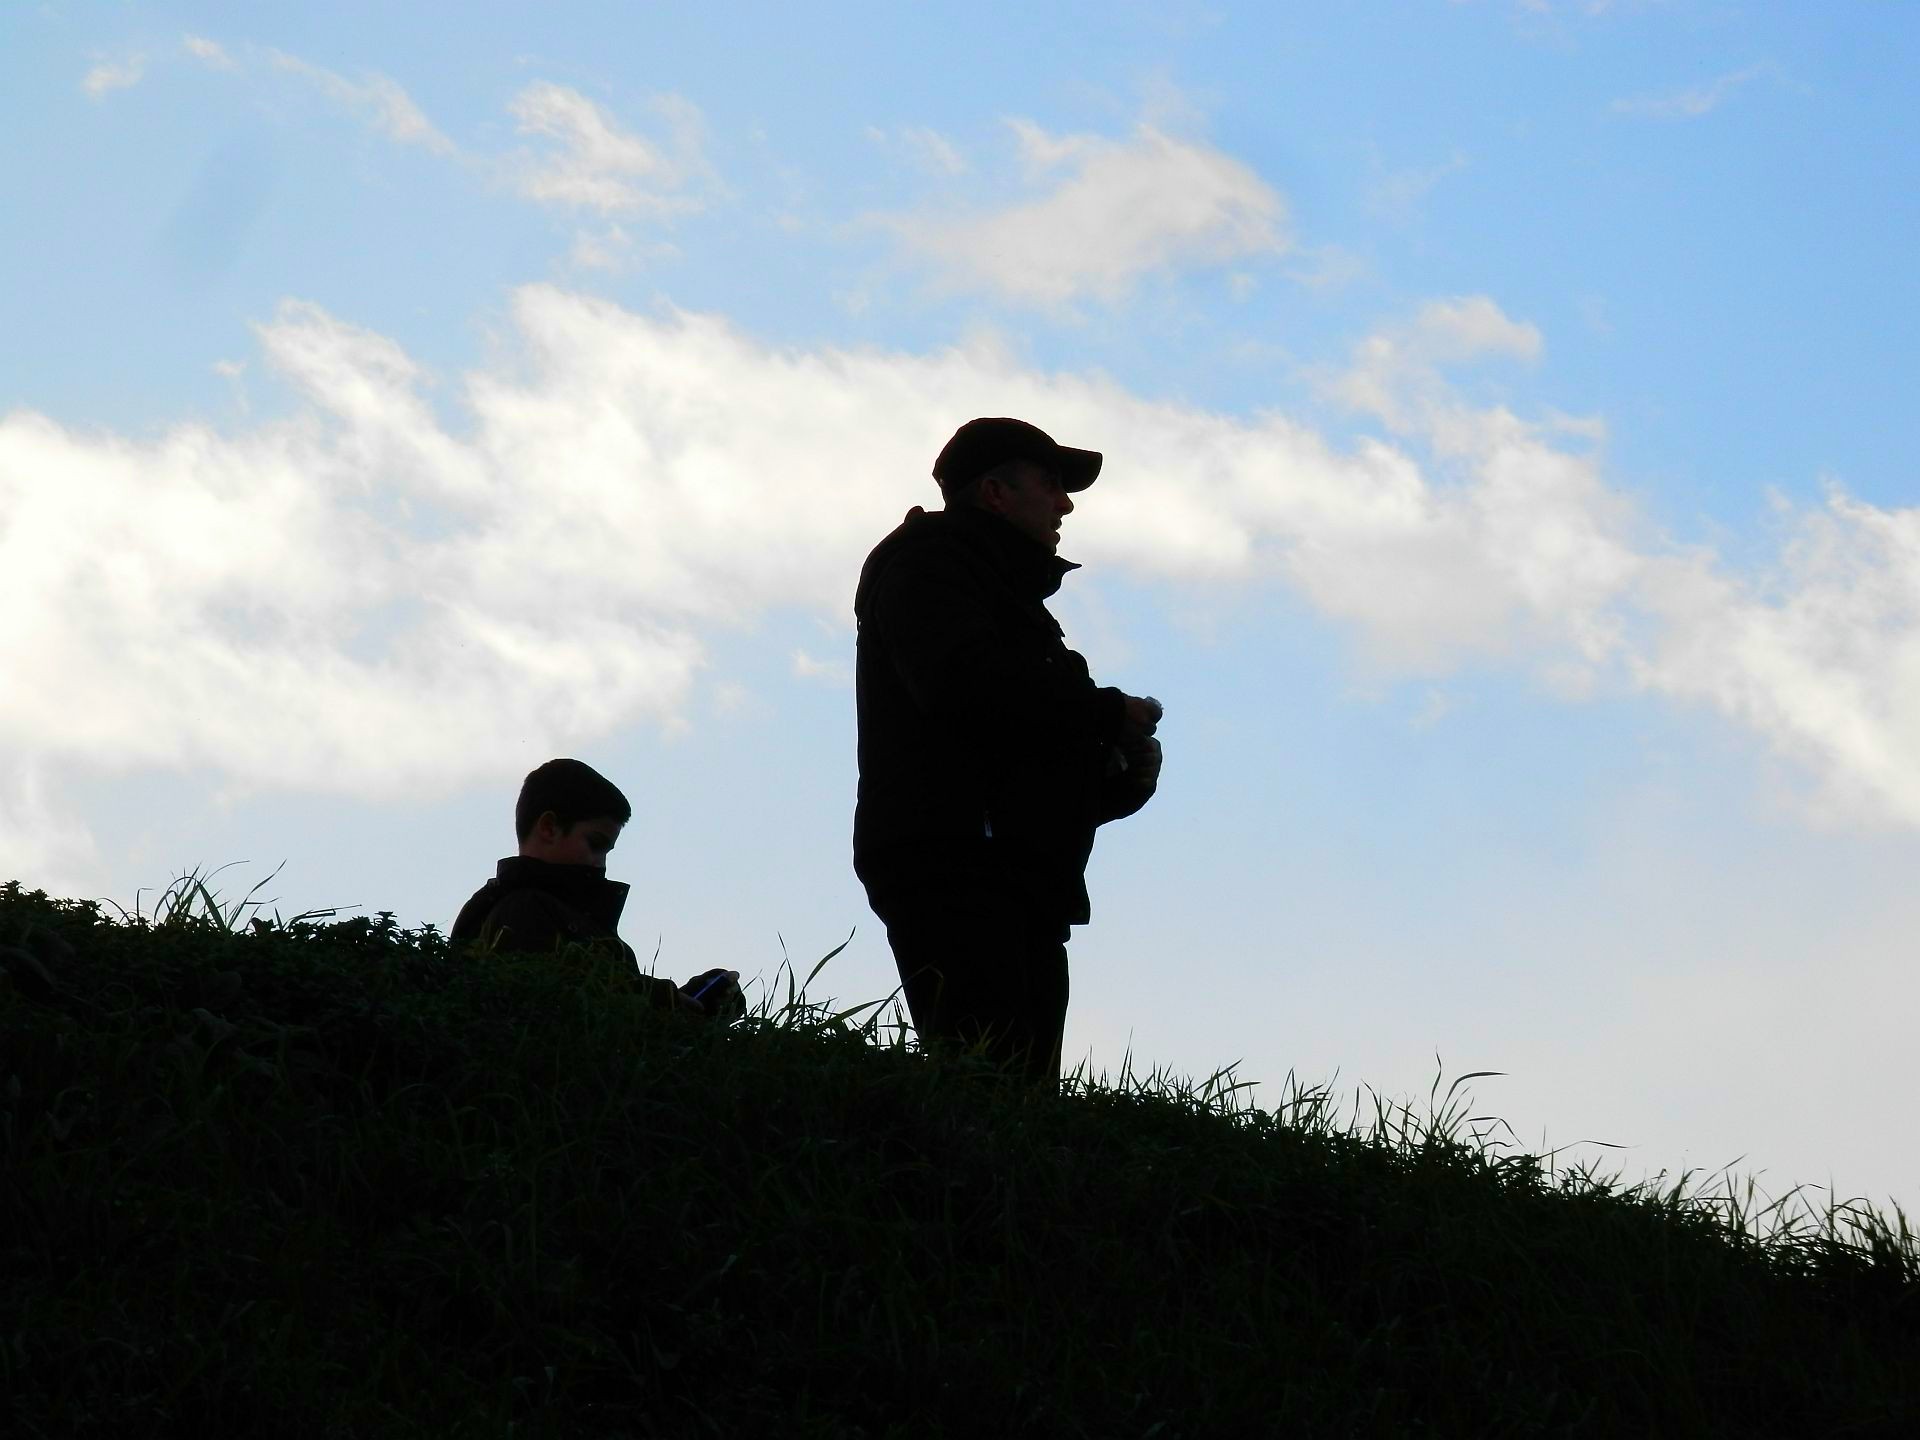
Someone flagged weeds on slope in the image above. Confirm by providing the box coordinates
[2,878,1916,1438]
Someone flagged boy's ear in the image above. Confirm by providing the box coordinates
[534,810,562,840]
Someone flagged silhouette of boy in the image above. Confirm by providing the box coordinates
[451,758,740,1019]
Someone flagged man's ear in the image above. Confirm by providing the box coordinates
[534,810,562,842]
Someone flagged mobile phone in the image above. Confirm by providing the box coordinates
[688,969,740,1005]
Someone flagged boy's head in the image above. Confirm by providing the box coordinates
[515,758,631,868]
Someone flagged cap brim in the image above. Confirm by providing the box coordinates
[1058,446,1102,492]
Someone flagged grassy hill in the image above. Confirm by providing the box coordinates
[3,878,1916,1438]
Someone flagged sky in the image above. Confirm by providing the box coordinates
[5,1,1918,1220]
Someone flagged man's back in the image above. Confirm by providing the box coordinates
[853,503,1140,929]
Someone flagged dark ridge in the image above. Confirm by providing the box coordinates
[3,879,1916,1438]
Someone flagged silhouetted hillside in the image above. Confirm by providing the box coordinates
[3,879,1915,1437]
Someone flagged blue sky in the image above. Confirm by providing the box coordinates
[6,1,1919,1218]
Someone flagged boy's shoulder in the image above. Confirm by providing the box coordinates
[450,857,633,957]
[450,873,567,948]
[480,884,576,949]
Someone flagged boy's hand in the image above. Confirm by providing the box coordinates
[679,968,745,1022]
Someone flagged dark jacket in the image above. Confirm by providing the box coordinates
[852,504,1154,928]
[450,857,683,1008]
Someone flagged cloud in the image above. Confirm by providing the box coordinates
[507,83,709,215]
[182,35,237,71]
[793,649,852,685]
[866,125,969,177]
[1631,492,1920,825]
[7,288,1920,830]
[1613,64,1773,120]
[879,120,1288,307]
[0,764,99,899]
[91,37,443,152]
[0,315,698,799]
[104,43,705,240]
[566,227,683,276]
[82,55,146,98]
[268,51,454,153]
[1364,150,1468,224]
[1286,245,1368,293]
[1326,294,1545,431]
[1518,0,1618,13]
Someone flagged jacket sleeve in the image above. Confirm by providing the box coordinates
[868,547,1125,746]
[635,974,688,1011]
[484,893,685,1009]
[1096,770,1155,824]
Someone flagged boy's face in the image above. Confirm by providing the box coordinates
[522,811,626,868]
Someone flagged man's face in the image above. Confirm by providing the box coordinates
[982,460,1074,551]
[523,812,626,868]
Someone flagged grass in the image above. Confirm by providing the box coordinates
[2,876,1916,1438]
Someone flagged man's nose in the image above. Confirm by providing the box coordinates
[1058,490,1074,515]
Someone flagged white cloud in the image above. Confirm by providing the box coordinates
[1327,294,1544,431]
[182,35,237,71]
[90,38,443,151]
[101,46,706,237]
[1364,149,1467,224]
[0,764,100,899]
[82,55,146,98]
[7,288,1920,831]
[1412,296,1544,364]
[900,127,968,177]
[1286,245,1368,293]
[1520,0,1614,13]
[507,83,709,215]
[1613,64,1773,120]
[268,51,454,153]
[564,227,679,275]
[569,226,641,273]
[793,649,852,685]
[880,120,1287,307]
[1631,492,1920,825]
[866,125,969,177]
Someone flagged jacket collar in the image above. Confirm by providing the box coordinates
[490,856,630,932]
[941,505,1078,601]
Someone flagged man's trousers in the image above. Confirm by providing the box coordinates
[876,884,1070,1084]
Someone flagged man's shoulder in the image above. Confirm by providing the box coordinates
[858,508,987,609]
[864,507,958,565]
[880,511,1021,582]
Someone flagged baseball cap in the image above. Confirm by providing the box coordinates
[931,417,1103,494]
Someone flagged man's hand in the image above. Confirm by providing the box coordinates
[1121,693,1163,738]
[1119,734,1162,790]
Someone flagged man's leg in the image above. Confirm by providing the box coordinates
[883,893,1068,1082]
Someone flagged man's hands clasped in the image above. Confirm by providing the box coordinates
[1122,694,1163,738]
[1116,693,1164,790]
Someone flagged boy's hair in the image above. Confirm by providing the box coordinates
[514,758,632,840]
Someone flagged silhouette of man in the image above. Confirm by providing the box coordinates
[451,758,740,1019]
[853,417,1162,1081]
